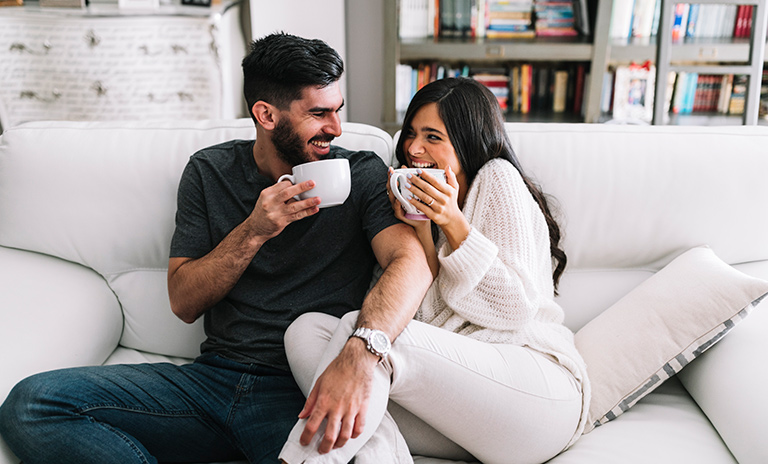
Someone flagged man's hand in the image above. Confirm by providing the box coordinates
[168,178,321,324]
[298,339,379,454]
[247,179,321,242]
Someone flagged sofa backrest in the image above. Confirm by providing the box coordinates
[0,119,392,359]
[505,123,768,329]
[1,119,767,359]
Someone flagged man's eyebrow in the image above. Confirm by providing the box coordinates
[309,100,345,113]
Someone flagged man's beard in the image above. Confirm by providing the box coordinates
[272,118,334,167]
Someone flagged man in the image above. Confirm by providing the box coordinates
[0,33,431,463]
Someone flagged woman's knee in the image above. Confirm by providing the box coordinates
[284,312,356,393]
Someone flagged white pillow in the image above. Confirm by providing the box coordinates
[575,246,768,433]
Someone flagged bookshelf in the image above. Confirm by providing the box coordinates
[385,0,768,129]
[384,0,605,132]
[592,0,768,124]
[653,0,767,124]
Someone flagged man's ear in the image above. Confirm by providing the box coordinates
[252,101,278,130]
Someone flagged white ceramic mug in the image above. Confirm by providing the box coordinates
[389,168,447,221]
[277,158,351,208]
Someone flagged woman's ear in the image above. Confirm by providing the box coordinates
[252,101,277,130]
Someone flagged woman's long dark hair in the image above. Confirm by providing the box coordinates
[395,77,567,292]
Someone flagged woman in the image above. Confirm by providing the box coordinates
[279,77,590,464]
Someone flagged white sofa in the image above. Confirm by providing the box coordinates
[1,119,767,464]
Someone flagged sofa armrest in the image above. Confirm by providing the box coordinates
[0,246,123,402]
[677,262,768,464]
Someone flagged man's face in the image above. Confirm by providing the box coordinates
[272,82,344,167]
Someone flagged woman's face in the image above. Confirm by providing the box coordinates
[402,103,462,176]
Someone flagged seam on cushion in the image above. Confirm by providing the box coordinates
[564,267,658,274]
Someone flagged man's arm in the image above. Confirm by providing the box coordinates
[168,179,321,323]
[297,222,432,453]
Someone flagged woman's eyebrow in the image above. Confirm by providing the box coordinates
[419,126,445,136]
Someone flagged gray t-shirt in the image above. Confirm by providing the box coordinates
[170,140,399,371]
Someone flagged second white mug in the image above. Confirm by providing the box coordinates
[389,168,447,221]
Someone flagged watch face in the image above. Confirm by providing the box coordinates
[370,331,390,354]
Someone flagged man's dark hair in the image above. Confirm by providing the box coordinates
[242,32,344,119]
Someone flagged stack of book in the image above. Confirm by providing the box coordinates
[534,0,578,37]
[473,70,511,111]
[398,0,591,39]
[486,0,536,39]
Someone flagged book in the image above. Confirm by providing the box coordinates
[572,0,590,35]
[671,72,687,114]
[662,71,676,114]
[760,70,768,118]
[728,75,748,115]
[717,74,734,114]
[535,65,551,111]
[734,5,746,38]
[609,0,634,39]
[572,64,586,114]
[510,66,521,112]
[552,69,569,112]
[685,4,699,37]
[521,64,533,114]
[683,72,698,113]
[399,0,432,39]
[631,0,656,38]
[671,3,689,41]
[600,70,614,113]
[440,0,457,37]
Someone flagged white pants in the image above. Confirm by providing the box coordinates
[279,311,581,464]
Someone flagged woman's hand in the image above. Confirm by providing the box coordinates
[387,167,439,277]
[407,166,470,251]
[387,167,431,231]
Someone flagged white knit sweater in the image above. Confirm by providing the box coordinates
[415,158,590,446]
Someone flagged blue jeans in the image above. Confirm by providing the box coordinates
[0,353,306,464]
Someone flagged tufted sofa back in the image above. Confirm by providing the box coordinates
[1,119,768,360]
[0,119,393,359]
[505,123,768,329]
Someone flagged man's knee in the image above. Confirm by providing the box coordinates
[0,372,53,441]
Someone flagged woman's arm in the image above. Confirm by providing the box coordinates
[436,161,554,330]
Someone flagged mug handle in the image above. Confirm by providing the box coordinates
[277,174,301,201]
[389,172,412,211]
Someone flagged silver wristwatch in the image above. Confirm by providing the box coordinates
[350,327,391,361]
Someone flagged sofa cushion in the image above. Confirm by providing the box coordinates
[676,260,768,464]
[546,378,737,463]
[575,246,768,432]
[0,246,123,401]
